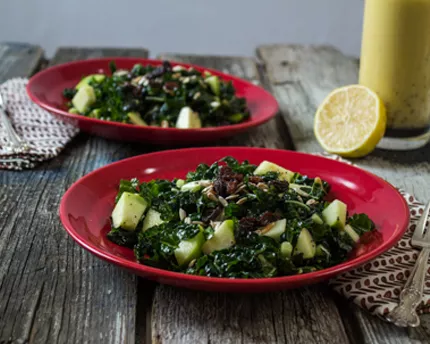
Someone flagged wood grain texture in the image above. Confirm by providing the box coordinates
[0,47,149,344]
[152,285,349,344]
[151,53,349,344]
[0,43,44,83]
[49,47,149,64]
[257,43,430,344]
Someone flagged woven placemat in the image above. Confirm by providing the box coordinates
[0,78,79,170]
[319,153,427,319]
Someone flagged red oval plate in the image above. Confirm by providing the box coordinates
[59,147,409,292]
[27,58,278,145]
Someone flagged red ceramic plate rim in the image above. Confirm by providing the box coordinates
[26,57,279,133]
[59,147,410,288]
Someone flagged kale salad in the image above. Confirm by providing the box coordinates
[107,157,378,278]
[63,61,250,128]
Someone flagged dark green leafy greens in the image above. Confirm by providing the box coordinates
[348,213,375,235]
[134,222,201,270]
[107,157,377,278]
[63,60,250,127]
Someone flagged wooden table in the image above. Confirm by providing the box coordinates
[1,42,430,344]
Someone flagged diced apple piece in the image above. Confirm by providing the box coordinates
[280,242,293,258]
[202,220,236,254]
[176,107,201,129]
[142,209,164,231]
[128,112,147,126]
[260,219,287,242]
[253,161,294,182]
[311,213,324,225]
[175,231,205,266]
[322,200,347,229]
[111,192,148,231]
[75,74,105,90]
[205,75,220,96]
[72,85,96,113]
[181,180,210,192]
[293,228,316,259]
[344,224,360,243]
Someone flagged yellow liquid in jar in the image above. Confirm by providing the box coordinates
[359,0,430,130]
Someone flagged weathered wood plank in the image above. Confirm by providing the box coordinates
[153,285,349,344]
[151,53,349,344]
[0,42,44,83]
[49,47,149,65]
[257,43,430,344]
[0,47,150,344]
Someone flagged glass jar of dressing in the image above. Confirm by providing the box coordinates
[359,0,430,149]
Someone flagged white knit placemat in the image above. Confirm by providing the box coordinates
[0,78,79,170]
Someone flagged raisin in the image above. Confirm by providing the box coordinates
[213,166,244,197]
[269,180,290,192]
[248,176,264,184]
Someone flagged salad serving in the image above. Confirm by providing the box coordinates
[63,61,250,128]
[107,157,381,278]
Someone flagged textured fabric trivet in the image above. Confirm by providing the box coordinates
[319,153,428,320]
[0,78,79,170]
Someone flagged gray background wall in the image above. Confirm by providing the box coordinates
[0,0,364,58]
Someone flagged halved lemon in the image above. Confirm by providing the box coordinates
[314,85,386,158]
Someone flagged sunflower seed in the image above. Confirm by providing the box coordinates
[202,185,213,194]
[210,220,221,229]
[259,223,276,235]
[191,221,205,226]
[184,217,191,224]
[225,194,239,200]
[257,182,269,190]
[206,191,219,202]
[161,120,169,128]
[306,199,318,206]
[289,184,311,197]
[188,259,196,268]
[236,197,248,205]
[218,196,228,207]
[236,184,247,193]
[179,208,187,221]
[131,76,144,85]
[193,92,201,100]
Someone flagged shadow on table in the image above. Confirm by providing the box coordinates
[371,141,430,165]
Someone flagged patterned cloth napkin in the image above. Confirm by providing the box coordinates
[323,154,429,320]
[0,78,79,170]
